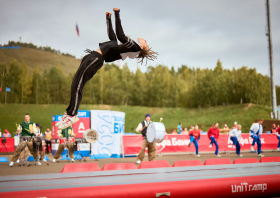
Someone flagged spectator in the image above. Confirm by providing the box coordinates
[221,124,230,133]
[172,129,177,134]
[181,128,188,135]
[36,123,42,135]
[188,125,201,157]
[271,124,277,134]
[44,128,52,154]
[2,129,11,138]
[177,123,182,134]
[208,123,221,157]
[232,122,237,129]
[190,126,194,131]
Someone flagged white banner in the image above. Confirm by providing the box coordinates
[90,110,125,156]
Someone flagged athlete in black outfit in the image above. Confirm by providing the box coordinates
[56,8,158,130]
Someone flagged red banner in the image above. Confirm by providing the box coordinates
[123,134,279,155]
[0,138,14,152]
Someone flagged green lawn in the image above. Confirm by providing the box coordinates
[0,103,272,136]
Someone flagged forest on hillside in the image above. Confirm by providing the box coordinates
[0,59,279,108]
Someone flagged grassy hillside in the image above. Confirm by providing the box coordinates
[0,103,273,136]
[0,47,81,74]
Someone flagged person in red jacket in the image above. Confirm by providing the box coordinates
[208,123,221,157]
[188,125,201,157]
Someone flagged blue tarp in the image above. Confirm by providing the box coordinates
[0,46,21,49]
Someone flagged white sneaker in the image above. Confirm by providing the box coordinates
[239,154,243,157]
[250,146,254,151]
[209,144,212,148]
[9,161,14,167]
[196,154,201,157]
[55,112,67,127]
[277,148,280,151]
[58,115,79,130]
[216,154,221,157]
[136,160,141,164]
[258,154,265,157]
[35,161,42,165]
[71,158,75,162]
[52,159,56,162]
[16,159,20,163]
[43,159,47,162]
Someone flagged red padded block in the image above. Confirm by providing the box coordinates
[138,160,171,169]
[172,160,203,167]
[204,158,232,165]
[260,156,280,163]
[102,163,137,171]
[233,158,259,164]
[61,163,101,173]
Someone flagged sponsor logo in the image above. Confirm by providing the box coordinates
[231,183,267,193]
[156,137,189,152]
[228,137,265,147]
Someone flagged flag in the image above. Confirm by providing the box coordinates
[76,23,80,37]
[0,87,2,92]
[6,87,11,92]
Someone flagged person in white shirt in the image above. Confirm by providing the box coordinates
[229,125,243,157]
[249,119,264,157]
[135,114,156,164]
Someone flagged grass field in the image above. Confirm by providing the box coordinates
[0,47,81,74]
[0,103,273,135]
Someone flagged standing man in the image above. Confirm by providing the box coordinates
[249,119,264,157]
[53,125,75,162]
[9,113,42,166]
[45,128,52,154]
[208,123,221,157]
[271,124,277,134]
[188,125,201,157]
[275,126,280,151]
[177,123,182,134]
[135,114,156,164]
[229,124,243,157]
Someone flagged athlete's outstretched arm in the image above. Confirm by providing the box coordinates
[106,12,116,41]
[113,8,129,44]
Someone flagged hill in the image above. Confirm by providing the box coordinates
[0,47,81,74]
[0,103,273,135]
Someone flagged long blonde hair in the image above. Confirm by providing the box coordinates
[137,46,158,65]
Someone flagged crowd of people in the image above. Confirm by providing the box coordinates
[168,120,280,158]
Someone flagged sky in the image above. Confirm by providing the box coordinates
[0,0,280,85]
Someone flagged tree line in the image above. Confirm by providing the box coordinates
[0,59,279,108]
[1,41,75,58]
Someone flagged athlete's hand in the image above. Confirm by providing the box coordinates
[106,12,111,19]
[113,8,120,12]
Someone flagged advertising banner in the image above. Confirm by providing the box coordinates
[51,110,90,139]
[90,110,125,156]
[123,134,279,155]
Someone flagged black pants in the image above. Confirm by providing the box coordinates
[66,51,104,116]
[45,140,52,153]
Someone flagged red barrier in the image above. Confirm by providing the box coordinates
[138,160,171,169]
[260,156,280,163]
[172,160,203,167]
[123,134,278,155]
[233,158,259,164]
[0,138,14,153]
[204,158,232,165]
[102,163,137,171]
[1,174,279,198]
[61,163,101,173]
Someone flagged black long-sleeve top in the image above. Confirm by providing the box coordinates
[99,10,141,62]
